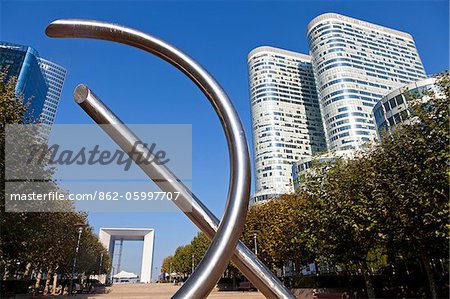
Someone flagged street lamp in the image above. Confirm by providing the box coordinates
[69,224,87,295]
[191,254,195,275]
[169,262,173,283]
[251,230,260,256]
[98,253,103,276]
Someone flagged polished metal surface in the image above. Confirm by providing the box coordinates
[73,85,294,298]
[48,19,295,299]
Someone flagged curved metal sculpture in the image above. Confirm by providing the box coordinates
[46,19,295,299]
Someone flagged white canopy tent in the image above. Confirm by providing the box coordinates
[113,270,138,279]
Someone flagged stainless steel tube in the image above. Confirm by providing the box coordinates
[47,18,294,299]
[48,20,249,299]
[74,84,294,299]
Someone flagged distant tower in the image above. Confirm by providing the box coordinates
[0,41,48,121]
[248,46,326,203]
[307,13,427,151]
[38,58,67,139]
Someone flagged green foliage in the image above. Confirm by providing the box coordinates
[77,224,111,275]
[241,194,312,270]
[190,232,209,268]
[242,73,449,299]
[164,232,210,276]
[369,74,449,298]
[161,255,174,274]
[172,244,193,274]
[0,68,111,283]
[372,74,449,253]
[0,67,28,125]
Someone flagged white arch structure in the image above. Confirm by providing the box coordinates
[99,228,155,283]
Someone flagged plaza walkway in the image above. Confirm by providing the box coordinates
[88,283,266,298]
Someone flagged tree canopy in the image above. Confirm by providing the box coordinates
[241,73,449,298]
[0,68,111,291]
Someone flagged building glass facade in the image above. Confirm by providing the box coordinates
[248,46,326,203]
[38,58,67,138]
[373,77,437,138]
[307,13,427,151]
[0,42,48,121]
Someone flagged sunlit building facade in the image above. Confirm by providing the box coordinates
[248,46,326,203]
[0,41,66,139]
[307,13,426,151]
[373,77,438,138]
[38,58,66,138]
[0,41,48,121]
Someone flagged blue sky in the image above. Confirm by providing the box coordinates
[1,0,448,279]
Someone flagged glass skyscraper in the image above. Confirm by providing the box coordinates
[307,13,426,151]
[0,41,66,139]
[373,77,438,138]
[248,46,326,203]
[0,42,48,121]
[38,58,67,138]
[248,13,429,203]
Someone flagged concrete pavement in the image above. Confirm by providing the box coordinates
[85,283,267,298]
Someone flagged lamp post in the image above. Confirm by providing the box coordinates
[191,254,195,275]
[111,266,115,284]
[251,230,259,256]
[98,253,103,277]
[69,224,86,295]
[169,262,173,283]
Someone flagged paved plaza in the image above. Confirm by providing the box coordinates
[84,283,267,298]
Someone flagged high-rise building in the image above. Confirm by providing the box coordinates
[38,58,67,138]
[0,42,66,139]
[248,46,326,203]
[307,13,427,151]
[0,42,48,121]
[373,76,438,138]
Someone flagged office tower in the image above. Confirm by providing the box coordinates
[373,76,438,138]
[0,41,48,121]
[248,46,326,203]
[38,58,67,138]
[307,13,427,151]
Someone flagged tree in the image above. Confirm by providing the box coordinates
[172,244,193,275]
[0,67,112,292]
[370,73,449,299]
[77,225,111,275]
[242,194,312,273]
[300,154,383,299]
[161,232,211,278]
[0,67,39,279]
[161,256,174,274]
[299,73,449,298]
[190,233,209,271]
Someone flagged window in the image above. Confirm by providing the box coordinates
[389,97,397,109]
[388,117,395,126]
